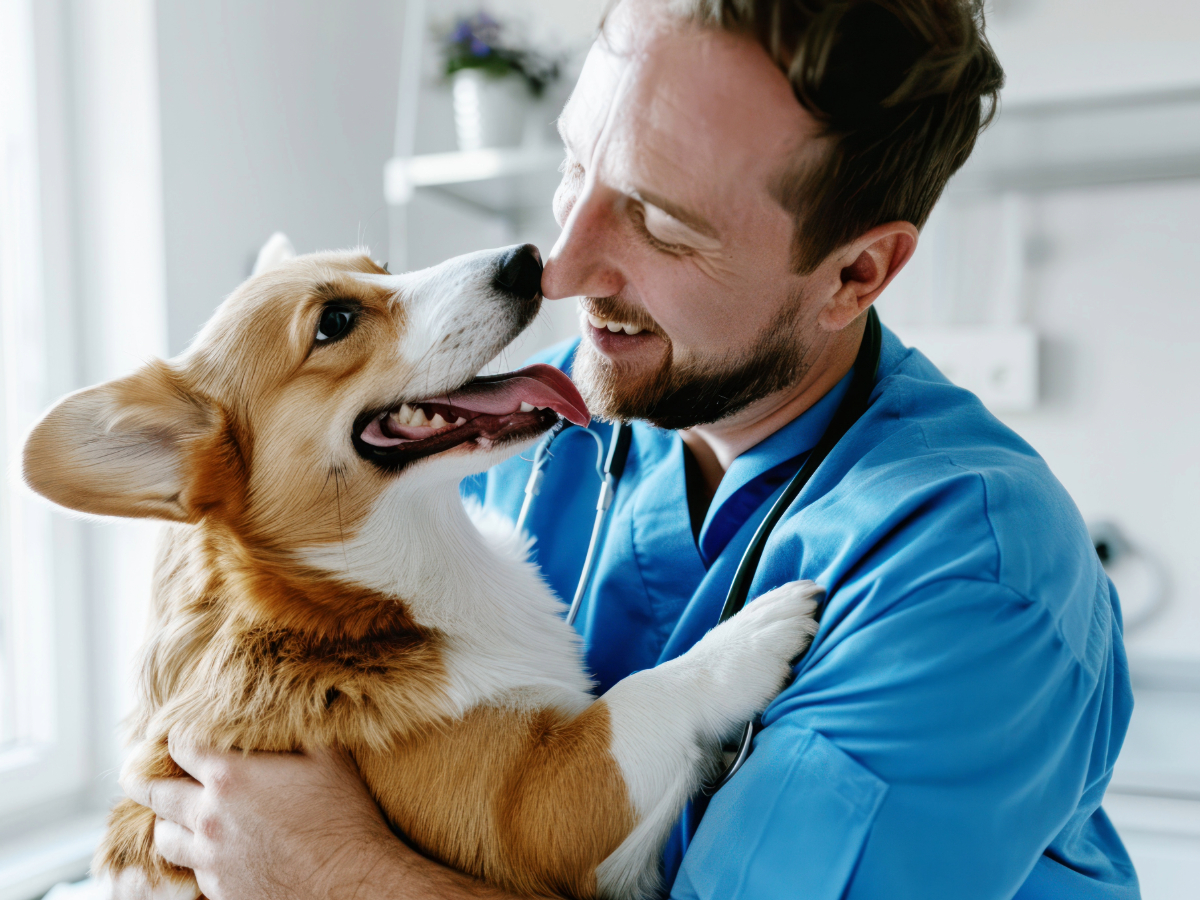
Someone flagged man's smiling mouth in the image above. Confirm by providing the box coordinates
[352,364,590,472]
[579,298,663,357]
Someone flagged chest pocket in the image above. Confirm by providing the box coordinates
[671,723,888,899]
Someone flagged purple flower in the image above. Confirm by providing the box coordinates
[470,37,490,56]
[451,22,472,43]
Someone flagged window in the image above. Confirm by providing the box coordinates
[0,0,89,824]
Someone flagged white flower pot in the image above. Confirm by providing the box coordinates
[452,69,531,152]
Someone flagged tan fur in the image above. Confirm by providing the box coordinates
[25,251,638,899]
[364,703,634,899]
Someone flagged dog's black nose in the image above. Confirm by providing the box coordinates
[494,244,543,303]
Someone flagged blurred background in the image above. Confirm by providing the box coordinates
[0,1,1197,897]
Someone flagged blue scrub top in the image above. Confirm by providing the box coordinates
[462,324,1138,899]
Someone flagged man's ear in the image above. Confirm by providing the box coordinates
[252,232,295,275]
[819,221,918,332]
[22,360,222,522]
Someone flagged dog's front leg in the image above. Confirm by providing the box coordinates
[594,580,822,899]
[94,739,201,900]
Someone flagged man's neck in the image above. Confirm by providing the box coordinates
[679,316,866,501]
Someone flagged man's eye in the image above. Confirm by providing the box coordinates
[631,207,689,256]
[315,305,356,343]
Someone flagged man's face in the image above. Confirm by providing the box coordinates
[541,0,829,429]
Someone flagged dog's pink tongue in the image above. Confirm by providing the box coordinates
[450,365,590,426]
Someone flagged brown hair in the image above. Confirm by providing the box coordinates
[656,0,1005,271]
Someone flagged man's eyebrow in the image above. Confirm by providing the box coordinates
[632,188,718,240]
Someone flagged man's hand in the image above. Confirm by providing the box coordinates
[119,738,527,900]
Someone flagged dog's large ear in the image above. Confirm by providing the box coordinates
[252,232,295,275]
[22,360,222,522]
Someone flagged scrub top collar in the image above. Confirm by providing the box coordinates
[692,369,853,566]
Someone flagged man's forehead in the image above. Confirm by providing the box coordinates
[556,33,628,160]
[559,7,816,227]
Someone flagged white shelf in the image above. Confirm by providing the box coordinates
[385,145,564,214]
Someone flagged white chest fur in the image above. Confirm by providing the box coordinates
[299,477,594,718]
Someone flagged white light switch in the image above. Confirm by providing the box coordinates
[892,325,1039,412]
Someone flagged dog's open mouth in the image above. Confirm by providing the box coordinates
[352,364,590,471]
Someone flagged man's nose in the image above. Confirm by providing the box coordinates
[542,190,626,301]
[493,244,543,306]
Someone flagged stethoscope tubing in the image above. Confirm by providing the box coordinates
[566,422,632,626]
[703,306,883,791]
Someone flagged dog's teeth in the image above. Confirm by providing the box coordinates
[622,324,642,335]
[605,321,622,333]
[587,313,606,329]
[430,413,447,429]
[454,416,466,426]
[410,407,428,426]
[396,403,414,425]
[519,402,535,413]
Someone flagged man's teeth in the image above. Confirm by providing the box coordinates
[586,312,643,336]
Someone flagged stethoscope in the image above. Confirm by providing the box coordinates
[517,307,883,790]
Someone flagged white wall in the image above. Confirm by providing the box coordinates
[997,181,1200,662]
[988,0,1200,102]
[155,1,408,355]
[155,0,605,356]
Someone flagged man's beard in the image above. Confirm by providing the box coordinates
[574,295,812,431]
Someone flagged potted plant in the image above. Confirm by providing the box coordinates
[440,11,561,151]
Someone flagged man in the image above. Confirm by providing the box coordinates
[123,0,1139,897]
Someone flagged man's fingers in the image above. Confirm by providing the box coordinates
[166,731,219,785]
[121,768,203,831]
[154,817,198,869]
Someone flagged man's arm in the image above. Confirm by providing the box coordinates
[669,576,1116,900]
[121,739,541,900]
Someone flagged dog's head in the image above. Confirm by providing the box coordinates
[21,244,588,549]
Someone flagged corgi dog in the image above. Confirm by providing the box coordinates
[22,241,820,900]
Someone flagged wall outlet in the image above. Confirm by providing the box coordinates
[893,325,1039,412]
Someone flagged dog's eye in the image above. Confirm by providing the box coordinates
[315,305,356,343]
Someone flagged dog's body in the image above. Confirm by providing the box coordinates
[23,245,819,899]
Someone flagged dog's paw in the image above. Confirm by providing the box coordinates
[686,580,823,722]
[729,580,823,661]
